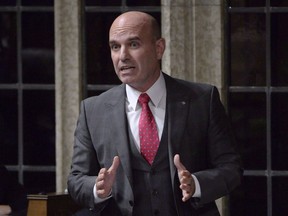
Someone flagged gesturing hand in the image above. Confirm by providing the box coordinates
[96,156,120,198]
[174,154,195,202]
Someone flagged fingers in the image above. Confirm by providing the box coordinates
[179,170,192,185]
[174,154,195,202]
[178,171,195,201]
[174,154,186,171]
[96,168,109,198]
[97,168,107,179]
[108,156,120,173]
[182,190,192,202]
[179,174,195,202]
[96,156,120,198]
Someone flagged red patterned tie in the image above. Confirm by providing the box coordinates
[138,93,159,165]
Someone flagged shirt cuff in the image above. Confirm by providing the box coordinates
[192,174,201,198]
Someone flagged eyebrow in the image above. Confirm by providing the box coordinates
[109,36,141,45]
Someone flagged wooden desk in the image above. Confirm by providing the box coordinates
[27,193,80,216]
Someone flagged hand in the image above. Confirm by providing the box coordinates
[95,156,120,198]
[0,205,12,215]
[174,154,195,202]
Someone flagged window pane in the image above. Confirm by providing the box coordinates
[87,89,109,98]
[22,12,54,49]
[85,0,121,6]
[228,0,265,7]
[22,49,55,84]
[23,90,55,165]
[0,90,18,165]
[0,12,17,83]
[271,13,288,86]
[273,177,288,216]
[22,12,54,84]
[271,0,288,6]
[22,0,54,6]
[271,93,288,170]
[9,170,19,181]
[85,12,121,85]
[24,171,55,194]
[127,0,160,6]
[230,176,267,216]
[0,0,16,6]
[229,93,266,169]
[229,13,266,86]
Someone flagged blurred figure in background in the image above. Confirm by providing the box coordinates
[0,165,28,216]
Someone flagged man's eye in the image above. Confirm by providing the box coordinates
[111,44,120,50]
[130,42,139,48]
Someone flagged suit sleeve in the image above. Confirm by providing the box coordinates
[67,101,107,212]
[193,86,242,205]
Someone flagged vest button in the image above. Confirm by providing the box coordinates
[152,189,158,196]
[129,200,134,207]
[154,209,160,215]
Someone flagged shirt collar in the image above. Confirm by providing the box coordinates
[126,72,166,111]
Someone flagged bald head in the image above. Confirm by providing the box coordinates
[110,11,161,41]
[108,11,165,92]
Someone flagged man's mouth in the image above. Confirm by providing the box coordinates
[120,66,135,71]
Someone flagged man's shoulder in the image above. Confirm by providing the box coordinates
[83,84,124,103]
[80,85,125,112]
[164,73,215,94]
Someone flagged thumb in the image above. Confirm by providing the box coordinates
[108,156,120,173]
[174,154,186,171]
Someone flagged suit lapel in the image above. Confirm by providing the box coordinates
[164,75,191,187]
[105,85,133,185]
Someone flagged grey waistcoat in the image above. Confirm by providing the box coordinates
[128,121,178,216]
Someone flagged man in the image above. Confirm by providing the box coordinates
[68,11,242,216]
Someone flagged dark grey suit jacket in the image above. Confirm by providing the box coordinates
[67,73,242,216]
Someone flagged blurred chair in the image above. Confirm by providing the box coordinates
[27,192,81,216]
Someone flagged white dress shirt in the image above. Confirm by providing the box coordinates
[125,72,166,151]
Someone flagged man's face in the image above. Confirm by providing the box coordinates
[109,13,164,92]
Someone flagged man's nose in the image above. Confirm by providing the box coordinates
[120,47,129,61]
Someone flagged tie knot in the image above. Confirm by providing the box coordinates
[138,93,150,105]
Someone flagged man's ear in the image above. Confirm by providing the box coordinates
[156,38,166,60]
